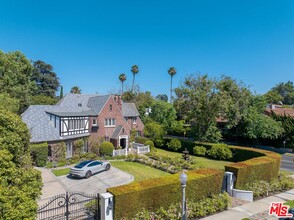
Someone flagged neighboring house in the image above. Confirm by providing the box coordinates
[22,94,144,159]
[265,104,294,118]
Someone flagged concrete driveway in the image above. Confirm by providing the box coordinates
[58,166,133,194]
[36,166,134,206]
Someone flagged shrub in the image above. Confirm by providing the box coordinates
[30,142,48,167]
[193,146,207,156]
[108,168,224,219]
[89,141,100,155]
[135,193,230,219]
[144,140,155,151]
[167,139,182,152]
[74,139,84,155]
[135,136,149,144]
[207,144,232,160]
[99,141,114,156]
[225,146,281,188]
[68,155,80,164]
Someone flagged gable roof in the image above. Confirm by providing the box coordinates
[122,103,140,117]
[111,125,123,139]
[265,108,294,117]
[87,95,110,114]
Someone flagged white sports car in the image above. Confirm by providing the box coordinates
[69,160,111,178]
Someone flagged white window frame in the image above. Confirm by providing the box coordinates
[105,118,116,127]
[132,117,137,124]
[93,118,97,126]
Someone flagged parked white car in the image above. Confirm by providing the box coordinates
[70,160,111,178]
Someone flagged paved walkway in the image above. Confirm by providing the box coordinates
[201,189,294,220]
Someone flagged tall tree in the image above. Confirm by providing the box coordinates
[174,74,222,142]
[168,67,177,103]
[70,86,81,94]
[0,50,35,113]
[32,60,60,98]
[131,65,139,92]
[118,73,127,94]
[60,86,64,99]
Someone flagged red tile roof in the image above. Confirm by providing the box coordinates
[265,108,294,117]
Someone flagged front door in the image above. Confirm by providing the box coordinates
[120,138,126,149]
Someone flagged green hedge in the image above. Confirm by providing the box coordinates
[30,142,48,167]
[107,168,224,220]
[225,146,281,188]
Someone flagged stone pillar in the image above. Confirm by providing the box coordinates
[100,192,114,220]
[225,172,234,196]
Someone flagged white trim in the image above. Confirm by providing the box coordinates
[119,135,128,149]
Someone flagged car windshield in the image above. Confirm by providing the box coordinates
[74,160,92,169]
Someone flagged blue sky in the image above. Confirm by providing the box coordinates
[0,0,293,96]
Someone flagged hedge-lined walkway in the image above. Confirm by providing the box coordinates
[201,188,294,220]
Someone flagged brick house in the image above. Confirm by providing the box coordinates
[22,94,144,158]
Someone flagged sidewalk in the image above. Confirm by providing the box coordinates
[201,189,294,220]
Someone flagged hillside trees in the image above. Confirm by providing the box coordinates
[268,81,294,105]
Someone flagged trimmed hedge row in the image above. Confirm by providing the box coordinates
[30,142,48,167]
[225,146,281,188]
[107,168,224,220]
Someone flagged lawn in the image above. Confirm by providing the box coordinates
[52,168,70,176]
[154,148,232,170]
[284,200,294,208]
[111,161,171,182]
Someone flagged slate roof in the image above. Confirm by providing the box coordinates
[122,103,140,117]
[22,93,141,143]
[111,125,123,139]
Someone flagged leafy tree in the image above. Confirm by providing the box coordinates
[70,86,81,94]
[0,93,20,113]
[168,67,177,103]
[144,120,166,147]
[0,50,35,113]
[155,94,168,102]
[30,95,58,105]
[174,74,222,142]
[119,73,127,94]
[32,60,60,98]
[272,112,294,148]
[269,81,294,105]
[149,100,177,129]
[236,106,284,141]
[131,64,139,92]
[264,90,283,104]
[0,109,30,164]
[60,85,64,99]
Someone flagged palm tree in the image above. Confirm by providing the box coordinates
[168,67,177,102]
[131,65,139,92]
[70,86,81,94]
[118,73,127,94]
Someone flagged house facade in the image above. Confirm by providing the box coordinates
[22,94,144,159]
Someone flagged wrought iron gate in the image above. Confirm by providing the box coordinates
[37,192,100,220]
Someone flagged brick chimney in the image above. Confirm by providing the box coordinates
[117,95,122,111]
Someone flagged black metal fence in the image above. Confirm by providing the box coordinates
[37,192,100,220]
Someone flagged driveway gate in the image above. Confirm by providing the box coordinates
[37,192,100,220]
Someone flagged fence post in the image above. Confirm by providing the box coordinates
[100,192,114,220]
[65,192,69,220]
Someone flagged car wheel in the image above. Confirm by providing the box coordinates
[85,171,92,179]
[105,164,111,171]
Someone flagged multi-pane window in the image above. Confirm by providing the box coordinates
[132,117,137,124]
[68,119,85,130]
[105,118,116,127]
[93,119,97,125]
